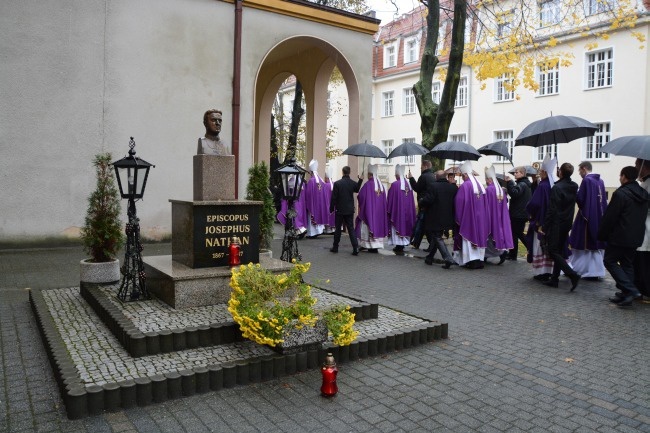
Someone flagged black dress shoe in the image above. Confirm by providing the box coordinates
[330,247,338,253]
[351,249,359,256]
[424,257,433,265]
[543,279,559,288]
[442,260,455,269]
[498,254,506,265]
[609,296,624,304]
[534,273,552,281]
[570,274,580,292]
[617,296,636,307]
[368,248,379,253]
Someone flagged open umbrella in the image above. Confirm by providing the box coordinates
[428,141,481,161]
[387,142,428,159]
[508,165,538,176]
[478,140,513,165]
[599,135,650,160]
[515,115,598,147]
[342,141,387,174]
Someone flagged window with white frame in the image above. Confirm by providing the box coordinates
[493,130,514,162]
[586,49,613,89]
[495,74,514,102]
[539,0,561,27]
[432,81,441,104]
[382,91,394,117]
[404,37,419,63]
[449,133,467,143]
[383,139,394,162]
[538,62,559,96]
[585,0,617,15]
[384,42,397,68]
[403,138,417,164]
[497,11,513,38]
[584,122,611,160]
[455,76,468,107]
[536,143,558,161]
[403,88,416,115]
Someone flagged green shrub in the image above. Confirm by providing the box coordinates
[246,162,275,250]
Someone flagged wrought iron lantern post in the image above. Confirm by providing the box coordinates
[112,137,154,302]
[275,158,307,262]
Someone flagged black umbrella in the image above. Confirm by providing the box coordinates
[387,142,428,159]
[478,140,513,164]
[599,135,650,160]
[508,165,538,176]
[428,141,481,161]
[342,141,387,158]
[342,141,387,175]
[515,115,598,147]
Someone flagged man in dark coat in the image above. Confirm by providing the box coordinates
[421,170,457,268]
[408,160,436,249]
[329,166,363,255]
[543,162,580,290]
[504,166,532,261]
[598,166,650,307]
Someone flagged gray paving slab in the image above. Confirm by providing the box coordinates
[1,224,649,432]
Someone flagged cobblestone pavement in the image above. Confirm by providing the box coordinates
[1,227,649,432]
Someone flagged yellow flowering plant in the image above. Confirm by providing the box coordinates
[227,262,358,347]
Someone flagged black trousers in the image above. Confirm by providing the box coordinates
[333,213,358,251]
[549,230,578,280]
[425,230,453,262]
[634,251,650,296]
[604,245,639,297]
[508,218,527,259]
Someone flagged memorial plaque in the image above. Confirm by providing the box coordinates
[193,204,260,268]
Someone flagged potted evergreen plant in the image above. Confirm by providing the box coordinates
[246,162,276,257]
[79,153,124,284]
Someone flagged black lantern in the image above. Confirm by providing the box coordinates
[275,158,307,262]
[112,137,155,302]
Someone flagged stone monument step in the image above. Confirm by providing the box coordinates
[80,284,380,358]
[30,287,446,419]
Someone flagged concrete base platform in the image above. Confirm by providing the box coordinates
[144,255,292,309]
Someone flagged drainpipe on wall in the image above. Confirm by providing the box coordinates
[233,0,243,198]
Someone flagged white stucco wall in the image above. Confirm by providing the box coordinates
[0,0,376,243]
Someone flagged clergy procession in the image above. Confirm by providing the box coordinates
[278,156,650,308]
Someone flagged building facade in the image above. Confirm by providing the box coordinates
[369,1,650,190]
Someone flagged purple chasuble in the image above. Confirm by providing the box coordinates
[276,187,307,229]
[486,183,514,250]
[304,176,330,225]
[387,179,416,237]
[568,173,607,251]
[323,180,336,227]
[526,178,551,241]
[354,180,389,239]
[454,180,489,248]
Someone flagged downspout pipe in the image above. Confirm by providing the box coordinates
[233,0,242,198]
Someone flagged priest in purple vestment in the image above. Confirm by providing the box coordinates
[453,161,489,269]
[484,166,514,264]
[526,155,556,281]
[387,164,417,253]
[303,159,329,238]
[323,166,336,233]
[355,164,388,252]
[568,161,607,279]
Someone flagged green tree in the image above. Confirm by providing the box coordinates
[246,162,276,250]
[81,153,124,262]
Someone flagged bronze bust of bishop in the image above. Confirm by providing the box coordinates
[197,109,231,155]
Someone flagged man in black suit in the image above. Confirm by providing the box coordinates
[421,170,457,268]
[408,160,436,249]
[542,162,580,290]
[504,166,532,261]
[330,166,363,255]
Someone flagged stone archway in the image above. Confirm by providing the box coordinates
[254,36,361,173]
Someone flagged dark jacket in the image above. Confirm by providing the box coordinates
[598,181,650,248]
[420,178,457,231]
[409,169,436,202]
[544,176,578,251]
[330,175,362,215]
[506,177,532,220]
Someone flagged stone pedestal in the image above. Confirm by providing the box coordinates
[171,200,261,269]
[144,255,292,309]
[193,155,235,201]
